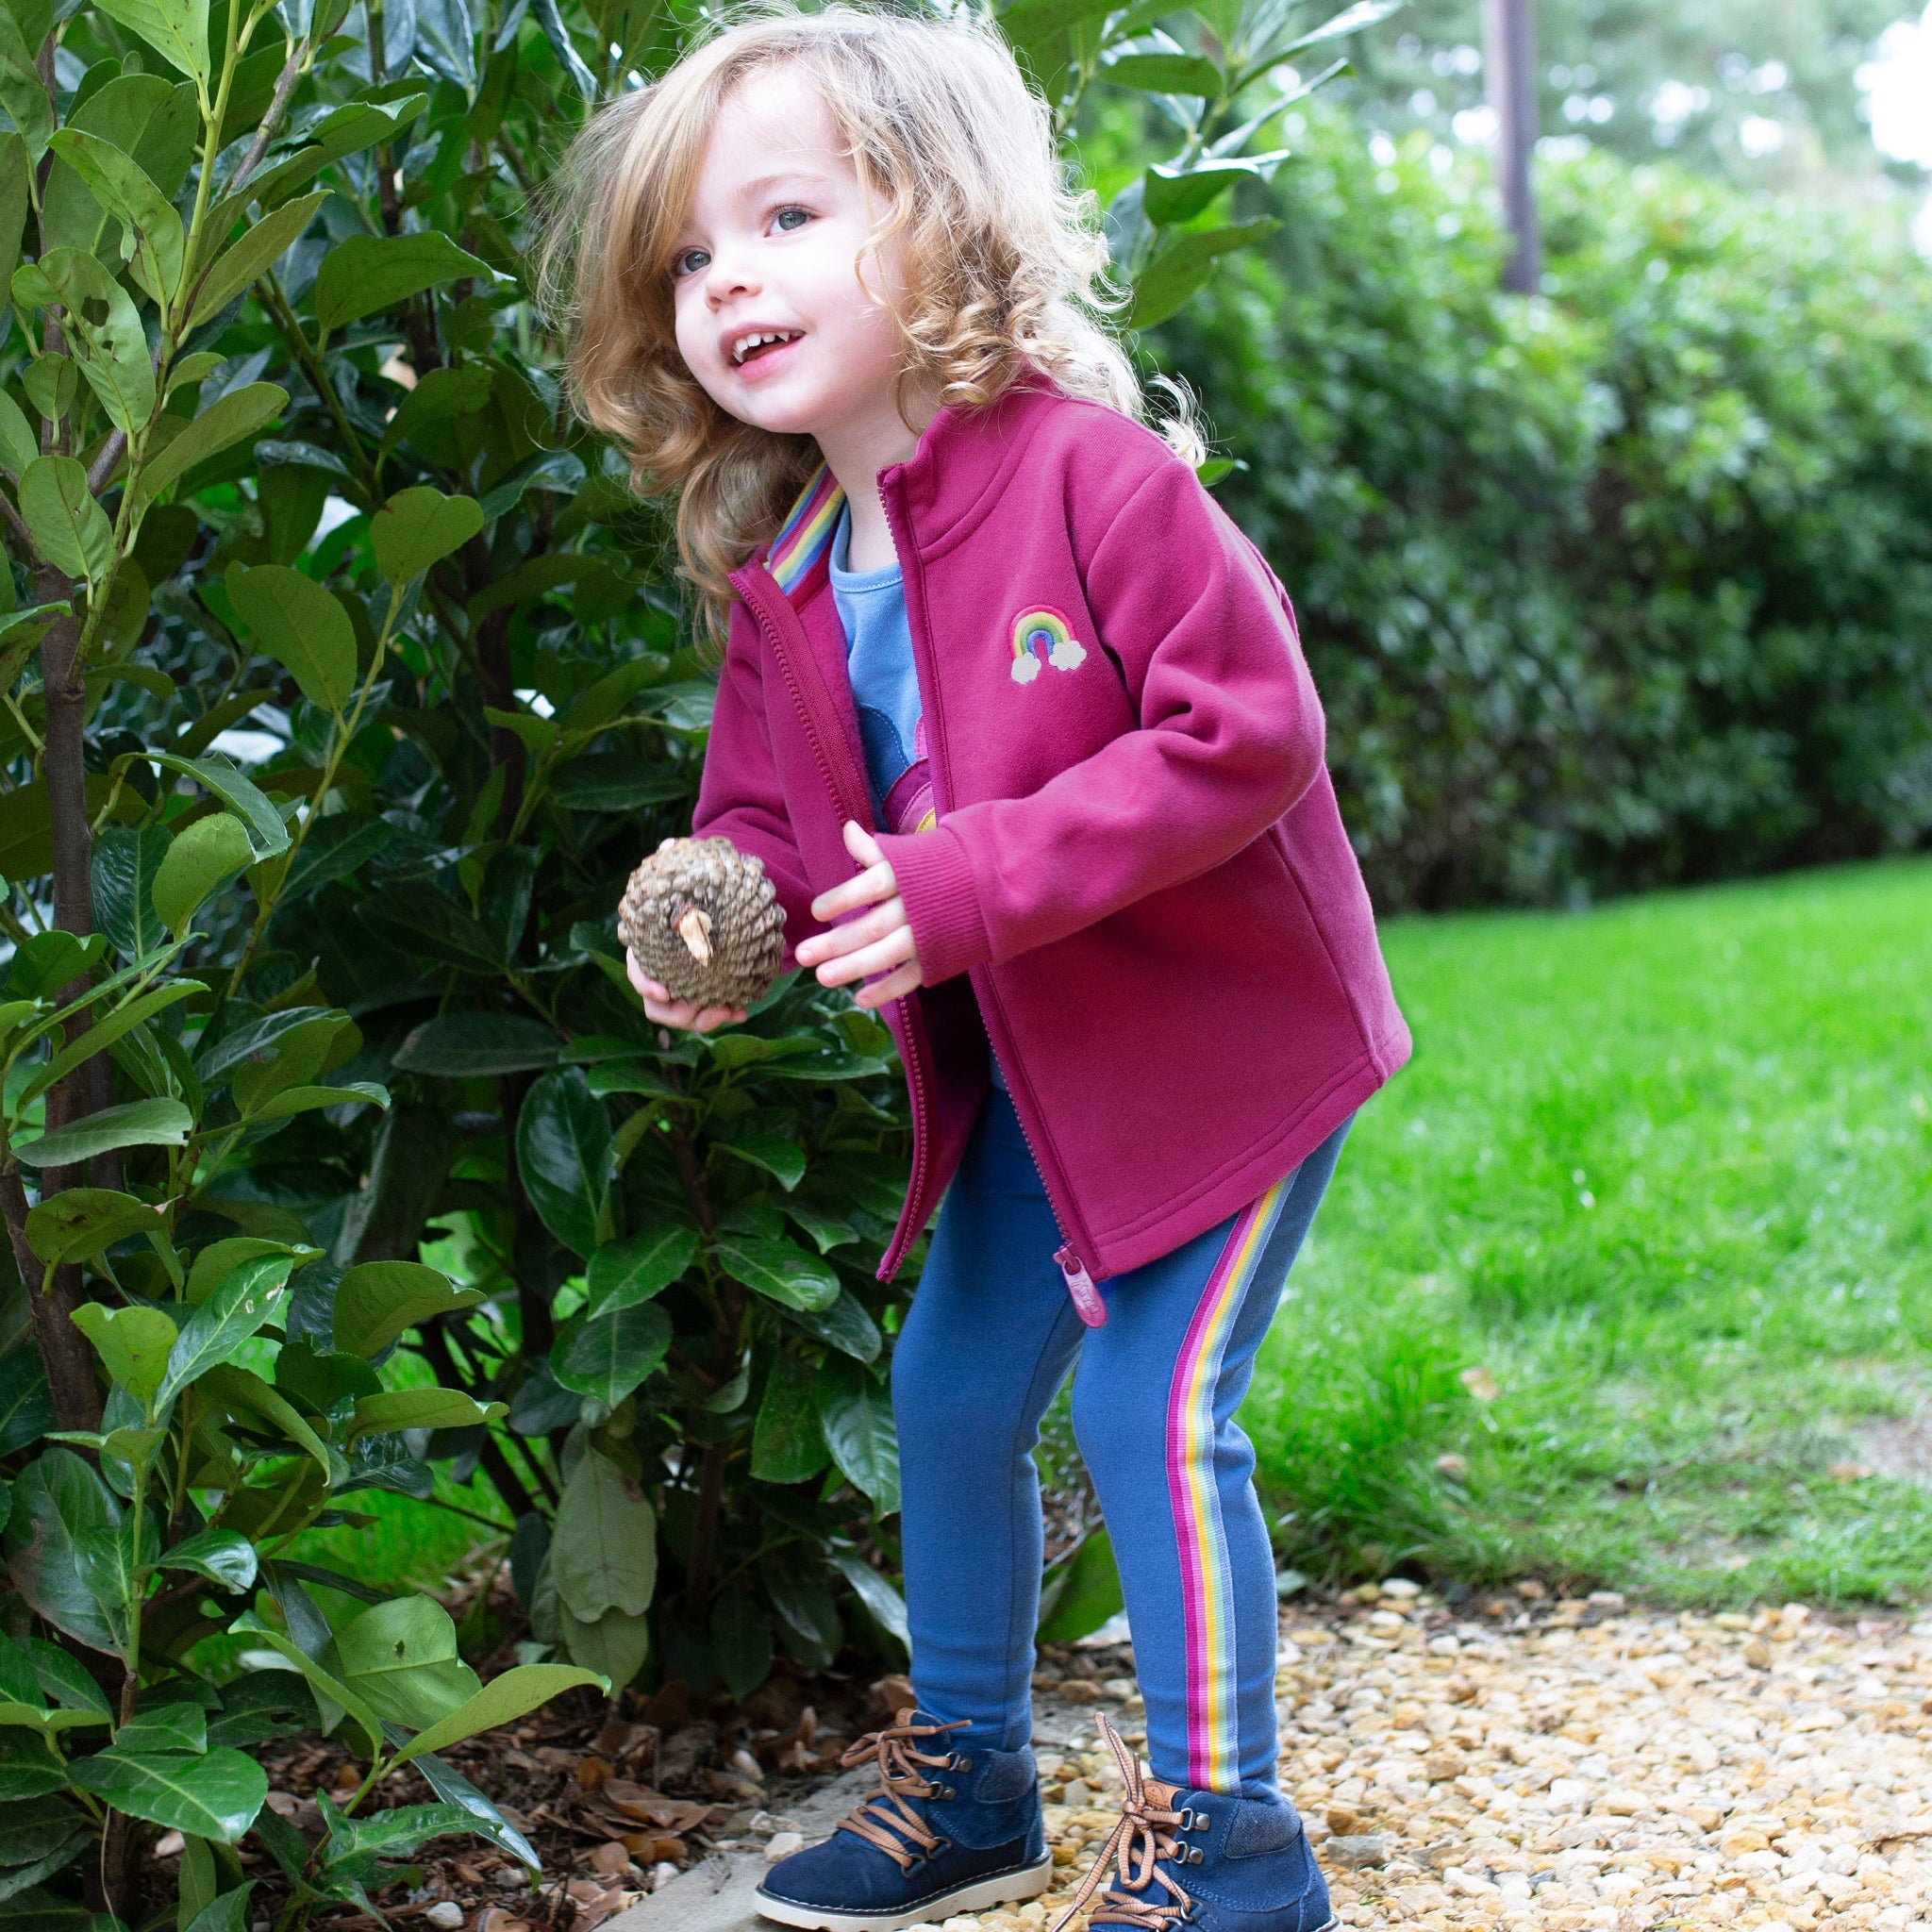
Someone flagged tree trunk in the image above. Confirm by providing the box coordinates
[26,577,104,1432]
[1482,0,1541,294]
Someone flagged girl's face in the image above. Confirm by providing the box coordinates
[669,66,919,448]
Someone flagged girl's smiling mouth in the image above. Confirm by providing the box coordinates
[729,327,806,375]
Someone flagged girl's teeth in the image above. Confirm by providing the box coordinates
[736,332,797,363]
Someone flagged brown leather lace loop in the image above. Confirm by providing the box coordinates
[832,1707,969,1873]
[1048,1713,1197,1931]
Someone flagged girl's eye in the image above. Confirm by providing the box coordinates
[671,247,708,279]
[774,207,810,234]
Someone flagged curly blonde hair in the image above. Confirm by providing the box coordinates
[542,0,1206,648]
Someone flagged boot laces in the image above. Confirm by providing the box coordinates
[832,1707,968,1872]
[1049,1713,1196,1931]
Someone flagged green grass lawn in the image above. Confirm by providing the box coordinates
[1248,857,1932,1607]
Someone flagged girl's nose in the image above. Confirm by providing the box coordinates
[703,240,759,306]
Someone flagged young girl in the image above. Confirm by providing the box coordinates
[553,9,1409,1929]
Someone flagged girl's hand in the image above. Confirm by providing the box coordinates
[626,948,747,1034]
[797,821,924,1009]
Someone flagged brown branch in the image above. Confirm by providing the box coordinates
[86,431,126,500]
[0,1168,98,1432]
[224,41,308,204]
[0,490,30,552]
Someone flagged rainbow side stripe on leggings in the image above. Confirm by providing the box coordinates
[1166,1176,1292,1791]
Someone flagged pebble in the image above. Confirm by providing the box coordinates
[1003,1598,1932,1931]
[424,1906,464,1929]
[764,1831,805,1862]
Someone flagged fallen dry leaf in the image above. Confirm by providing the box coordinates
[1457,1365,1499,1401]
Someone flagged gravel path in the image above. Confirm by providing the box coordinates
[958,1584,1932,1932]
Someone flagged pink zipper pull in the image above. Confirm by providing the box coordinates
[1057,1243,1107,1328]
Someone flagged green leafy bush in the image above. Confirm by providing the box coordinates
[1156,110,1932,908]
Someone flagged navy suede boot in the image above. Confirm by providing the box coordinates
[755,1707,1052,1931]
[1053,1717,1335,1932]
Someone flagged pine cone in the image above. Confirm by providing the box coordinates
[617,836,786,1008]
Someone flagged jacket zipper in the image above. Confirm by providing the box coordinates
[733,565,937,1283]
[873,475,1108,1326]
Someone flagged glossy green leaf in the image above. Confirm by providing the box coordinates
[69,1746,265,1842]
[312,234,495,336]
[327,1594,479,1729]
[47,129,183,301]
[91,0,208,78]
[0,392,35,483]
[317,1799,479,1864]
[1127,218,1282,330]
[114,1704,207,1754]
[558,1604,649,1689]
[332,1260,485,1359]
[68,1301,176,1405]
[552,1302,671,1405]
[226,1616,382,1758]
[134,383,288,513]
[356,883,500,972]
[226,563,357,713]
[818,1357,900,1513]
[716,1131,807,1191]
[584,1224,699,1316]
[714,1234,840,1312]
[345,1388,505,1439]
[156,1253,296,1407]
[28,1190,166,1269]
[370,486,486,583]
[783,1289,883,1363]
[186,190,327,330]
[1104,51,1224,94]
[392,1012,560,1076]
[158,1527,257,1591]
[549,1449,654,1622]
[409,1750,541,1868]
[828,1549,909,1652]
[14,1097,193,1170]
[1037,1525,1124,1642]
[152,812,254,931]
[0,9,49,161]
[92,824,173,959]
[18,457,112,587]
[22,249,154,434]
[750,1351,827,1484]
[20,980,205,1111]
[516,1069,610,1259]
[389,1662,605,1768]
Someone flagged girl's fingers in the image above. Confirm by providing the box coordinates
[691,1004,748,1032]
[810,858,897,923]
[798,897,906,965]
[856,959,924,1008]
[842,818,885,864]
[625,951,669,1001]
[813,924,915,988]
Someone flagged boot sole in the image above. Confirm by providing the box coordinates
[754,1853,1056,1931]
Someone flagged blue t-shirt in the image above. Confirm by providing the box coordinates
[827,501,1006,1091]
[828,502,920,819]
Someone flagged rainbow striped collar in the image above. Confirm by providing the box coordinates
[764,462,846,605]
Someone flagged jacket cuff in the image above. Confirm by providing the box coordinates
[879,825,991,986]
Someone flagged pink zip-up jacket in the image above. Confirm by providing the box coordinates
[694,367,1410,1293]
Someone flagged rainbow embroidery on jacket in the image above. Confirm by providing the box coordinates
[1008,607,1087,683]
[767,462,845,595]
[1167,1176,1293,1790]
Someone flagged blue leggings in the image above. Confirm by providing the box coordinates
[891,1090,1348,1800]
